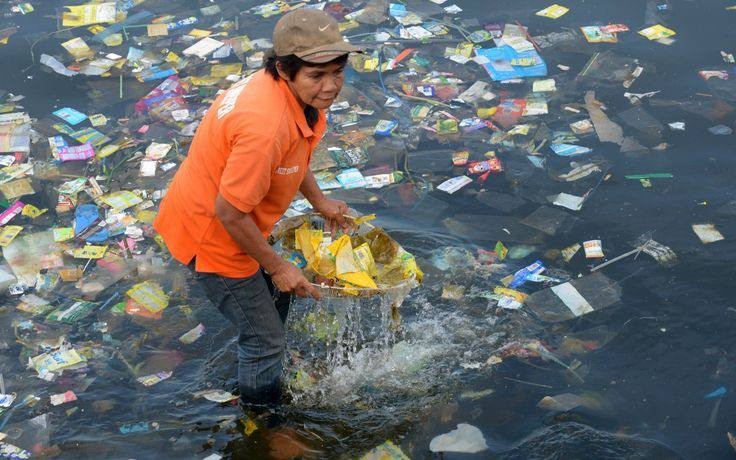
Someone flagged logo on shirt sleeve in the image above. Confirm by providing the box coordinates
[275,165,299,175]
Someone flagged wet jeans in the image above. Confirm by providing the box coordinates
[193,267,291,406]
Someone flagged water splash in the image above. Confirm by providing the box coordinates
[285,283,453,407]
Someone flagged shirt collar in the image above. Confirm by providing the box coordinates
[278,77,316,139]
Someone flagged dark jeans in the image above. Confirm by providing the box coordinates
[193,267,291,406]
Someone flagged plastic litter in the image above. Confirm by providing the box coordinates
[526,272,621,322]
[429,423,488,454]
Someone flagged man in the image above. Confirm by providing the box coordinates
[153,8,360,407]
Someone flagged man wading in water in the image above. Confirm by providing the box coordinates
[154,9,359,410]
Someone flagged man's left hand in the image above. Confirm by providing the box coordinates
[314,197,349,231]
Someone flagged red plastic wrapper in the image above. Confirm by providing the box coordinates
[467,157,503,175]
[492,98,526,129]
[134,75,189,114]
[600,24,629,34]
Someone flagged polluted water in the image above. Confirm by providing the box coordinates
[1,0,736,458]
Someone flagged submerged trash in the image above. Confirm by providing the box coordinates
[429,423,488,454]
[692,224,725,244]
[526,272,622,322]
[360,440,410,460]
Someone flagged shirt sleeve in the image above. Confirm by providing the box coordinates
[218,115,283,213]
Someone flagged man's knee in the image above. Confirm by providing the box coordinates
[238,320,285,358]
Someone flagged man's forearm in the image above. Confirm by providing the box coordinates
[299,170,327,208]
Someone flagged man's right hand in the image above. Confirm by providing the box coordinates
[269,261,321,300]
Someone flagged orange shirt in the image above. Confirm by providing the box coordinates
[154,70,326,277]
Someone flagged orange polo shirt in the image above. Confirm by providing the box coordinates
[154,70,326,277]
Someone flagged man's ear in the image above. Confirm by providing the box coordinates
[275,61,289,81]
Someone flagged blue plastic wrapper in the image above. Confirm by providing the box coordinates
[74,204,109,243]
[139,66,178,82]
[476,45,547,81]
[509,260,545,288]
[286,251,307,268]
[389,3,407,18]
[704,386,727,399]
[52,107,87,126]
[167,16,198,31]
[374,120,398,137]
[119,422,154,434]
[551,144,593,156]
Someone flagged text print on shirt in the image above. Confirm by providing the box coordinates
[217,74,254,119]
[275,165,299,175]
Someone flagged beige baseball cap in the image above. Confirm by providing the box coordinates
[273,9,361,63]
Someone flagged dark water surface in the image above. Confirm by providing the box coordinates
[1,0,735,459]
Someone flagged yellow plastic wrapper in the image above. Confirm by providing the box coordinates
[349,54,379,73]
[87,25,105,35]
[376,254,402,285]
[61,37,95,60]
[477,107,497,119]
[638,24,676,41]
[0,225,22,247]
[165,52,181,65]
[339,282,362,296]
[100,190,142,210]
[331,235,377,289]
[400,252,423,283]
[339,271,376,289]
[102,33,123,46]
[314,255,336,279]
[365,228,398,264]
[135,209,156,224]
[97,143,120,158]
[328,235,351,268]
[360,440,410,460]
[62,2,117,27]
[186,76,221,86]
[353,243,377,276]
[72,245,108,259]
[338,19,360,32]
[535,4,570,19]
[154,234,167,252]
[211,63,243,77]
[447,42,474,59]
[493,287,528,303]
[31,349,85,374]
[0,178,34,200]
[374,248,422,285]
[22,204,47,218]
[243,418,258,436]
[127,281,169,313]
[53,227,74,242]
[232,35,253,53]
[295,225,322,266]
[351,213,377,226]
[188,29,212,38]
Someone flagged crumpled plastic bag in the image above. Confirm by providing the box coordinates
[429,423,488,453]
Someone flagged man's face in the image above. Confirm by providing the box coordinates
[280,60,346,110]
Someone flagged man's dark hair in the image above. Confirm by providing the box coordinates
[263,51,348,128]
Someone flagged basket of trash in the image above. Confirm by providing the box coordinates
[270,213,422,299]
